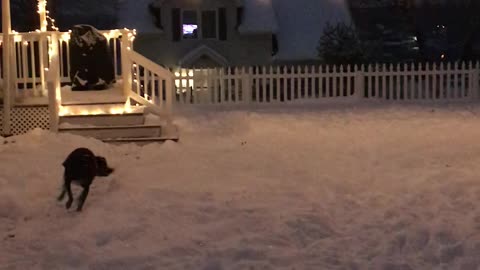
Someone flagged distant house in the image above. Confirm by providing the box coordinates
[413,0,480,61]
[348,0,420,62]
[117,0,351,68]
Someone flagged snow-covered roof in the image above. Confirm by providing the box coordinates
[237,0,278,34]
[272,0,352,61]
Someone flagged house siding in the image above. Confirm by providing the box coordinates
[132,0,273,68]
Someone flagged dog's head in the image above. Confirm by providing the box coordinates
[95,156,114,177]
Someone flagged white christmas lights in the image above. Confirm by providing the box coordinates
[37,0,58,31]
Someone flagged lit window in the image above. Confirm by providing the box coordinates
[182,10,198,39]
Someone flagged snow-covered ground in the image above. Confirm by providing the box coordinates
[2,102,480,269]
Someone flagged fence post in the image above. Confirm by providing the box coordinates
[158,73,176,138]
[354,64,365,99]
[242,66,252,104]
[165,76,173,125]
[47,32,61,132]
[472,61,480,99]
[120,29,133,98]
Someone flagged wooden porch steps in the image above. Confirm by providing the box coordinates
[102,136,178,145]
[60,113,145,126]
[58,102,179,144]
[59,124,163,139]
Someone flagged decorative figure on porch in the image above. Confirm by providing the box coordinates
[69,24,115,91]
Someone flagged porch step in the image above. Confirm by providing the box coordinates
[61,101,128,106]
[59,113,145,127]
[59,125,163,139]
[60,87,127,105]
[58,101,179,143]
[60,102,144,115]
[102,135,179,145]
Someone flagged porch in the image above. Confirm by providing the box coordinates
[1,29,177,142]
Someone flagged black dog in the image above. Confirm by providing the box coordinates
[57,148,114,211]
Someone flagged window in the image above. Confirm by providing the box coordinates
[182,10,198,39]
[177,9,222,40]
[202,11,217,39]
[235,7,244,30]
[148,3,163,30]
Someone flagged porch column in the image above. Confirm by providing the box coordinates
[47,32,61,132]
[38,0,47,31]
[2,0,12,136]
[121,29,133,98]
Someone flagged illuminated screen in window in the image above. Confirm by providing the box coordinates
[183,24,198,35]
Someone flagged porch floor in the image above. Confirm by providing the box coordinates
[14,83,127,106]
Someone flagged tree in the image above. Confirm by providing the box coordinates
[317,22,369,65]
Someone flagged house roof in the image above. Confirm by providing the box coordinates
[117,0,278,35]
[178,45,230,66]
[237,0,278,34]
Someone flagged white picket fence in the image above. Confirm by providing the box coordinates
[172,62,480,105]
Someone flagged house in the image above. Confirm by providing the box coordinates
[0,0,178,141]
[117,0,276,68]
[117,0,351,68]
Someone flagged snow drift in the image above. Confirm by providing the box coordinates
[2,103,480,269]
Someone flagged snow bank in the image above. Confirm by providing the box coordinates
[2,104,480,269]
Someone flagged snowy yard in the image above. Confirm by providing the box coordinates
[2,102,480,269]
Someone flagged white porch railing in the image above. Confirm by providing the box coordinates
[172,62,480,105]
[0,30,126,99]
[0,28,147,135]
[120,47,173,124]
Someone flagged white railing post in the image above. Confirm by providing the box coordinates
[39,33,47,94]
[2,0,12,136]
[120,29,133,98]
[354,64,364,99]
[47,32,61,132]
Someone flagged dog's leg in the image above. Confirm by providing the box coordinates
[57,187,66,201]
[57,174,67,201]
[65,180,74,209]
[76,186,90,212]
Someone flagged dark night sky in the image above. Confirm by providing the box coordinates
[0,0,118,31]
